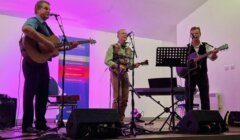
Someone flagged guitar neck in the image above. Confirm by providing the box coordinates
[123,61,148,70]
[195,51,214,62]
[138,60,149,66]
[194,46,225,62]
[55,40,91,48]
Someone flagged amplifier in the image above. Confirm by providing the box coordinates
[0,97,17,129]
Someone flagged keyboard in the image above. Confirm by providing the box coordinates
[135,87,185,96]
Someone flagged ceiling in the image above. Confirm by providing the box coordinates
[0,0,207,42]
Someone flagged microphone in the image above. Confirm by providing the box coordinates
[49,13,60,17]
[123,41,129,45]
[191,33,196,39]
[127,31,133,37]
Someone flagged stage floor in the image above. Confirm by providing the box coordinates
[1,119,240,140]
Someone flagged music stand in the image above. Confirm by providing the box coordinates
[156,47,187,132]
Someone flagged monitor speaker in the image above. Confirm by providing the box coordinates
[177,110,228,134]
[0,97,17,129]
[66,109,121,138]
[224,111,240,127]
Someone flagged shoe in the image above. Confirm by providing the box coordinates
[22,127,39,133]
[36,125,51,131]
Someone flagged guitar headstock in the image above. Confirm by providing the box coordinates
[140,60,149,65]
[218,44,229,51]
[89,39,96,44]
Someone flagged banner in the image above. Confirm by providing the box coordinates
[58,36,90,119]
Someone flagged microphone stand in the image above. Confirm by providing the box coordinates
[186,44,192,114]
[54,15,67,128]
[129,34,137,136]
[126,34,153,136]
[38,15,67,136]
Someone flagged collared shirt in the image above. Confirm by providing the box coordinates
[105,43,133,68]
[23,16,51,36]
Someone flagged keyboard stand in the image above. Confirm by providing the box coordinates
[145,95,181,125]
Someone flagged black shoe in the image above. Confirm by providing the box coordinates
[36,125,51,131]
[22,127,39,133]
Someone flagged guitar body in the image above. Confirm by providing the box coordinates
[110,64,128,76]
[176,67,188,78]
[176,52,199,78]
[176,64,199,78]
[21,34,59,64]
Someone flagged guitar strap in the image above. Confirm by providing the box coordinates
[187,44,192,56]
[34,17,54,61]
[34,17,54,36]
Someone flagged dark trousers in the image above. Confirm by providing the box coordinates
[185,72,210,113]
[22,59,49,129]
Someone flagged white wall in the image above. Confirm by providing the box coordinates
[0,14,176,119]
[177,0,240,116]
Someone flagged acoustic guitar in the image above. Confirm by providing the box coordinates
[20,33,96,63]
[176,44,228,78]
[110,60,149,75]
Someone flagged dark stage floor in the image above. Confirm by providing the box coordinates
[1,119,240,140]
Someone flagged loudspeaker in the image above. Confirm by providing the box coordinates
[66,109,120,139]
[0,97,17,129]
[177,110,228,134]
[224,111,240,127]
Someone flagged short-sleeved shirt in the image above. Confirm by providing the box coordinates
[23,16,51,36]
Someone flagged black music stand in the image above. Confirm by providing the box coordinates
[156,47,187,132]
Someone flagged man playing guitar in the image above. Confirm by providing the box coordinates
[20,0,78,133]
[184,26,218,113]
[105,29,140,125]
